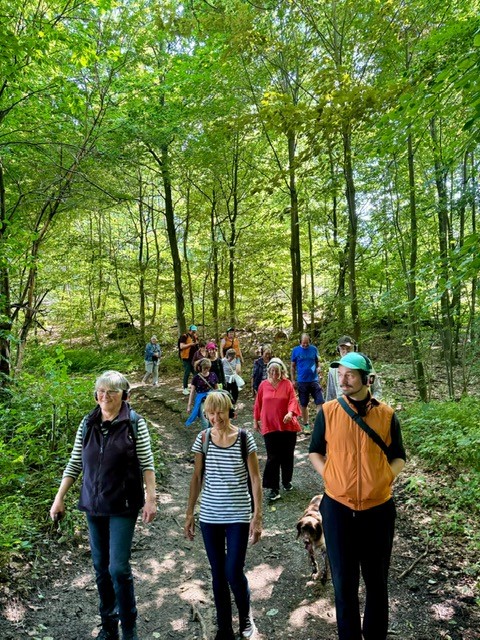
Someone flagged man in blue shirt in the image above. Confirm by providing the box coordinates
[290,333,324,433]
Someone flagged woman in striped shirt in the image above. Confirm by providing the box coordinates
[185,391,262,640]
[49,371,156,640]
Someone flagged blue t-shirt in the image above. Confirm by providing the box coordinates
[291,344,319,383]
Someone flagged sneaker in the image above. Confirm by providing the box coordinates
[122,626,139,640]
[240,611,257,638]
[96,624,119,640]
[303,424,311,434]
[283,482,293,492]
[267,489,281,502]
[182,388,190,396]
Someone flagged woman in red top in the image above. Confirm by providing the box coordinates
[253,357,301,502]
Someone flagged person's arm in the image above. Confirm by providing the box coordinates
[247,452,263,544]
[142,469,157,523]
[325,368,337,401]
[286,381,301,417]
[219,338,226,359]
[309,406,327,478]
[184,452,204,540]
[290,359,297,387]
[237,341,244,363]
[187,384,196,412]
[309,452,327,478]
[50,476,76,521]
[390,458,405,479]
[253,384,263,431]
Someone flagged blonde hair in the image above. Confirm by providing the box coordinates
[204,391,233,415]
[196,357,211,372]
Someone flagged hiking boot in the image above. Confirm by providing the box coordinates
[96,623,119,640]
[267,489,280,502]
[240,611,257,638]
[122,625,139,640]
[283,482,293,492]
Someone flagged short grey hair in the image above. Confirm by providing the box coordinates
[95,370,130,392]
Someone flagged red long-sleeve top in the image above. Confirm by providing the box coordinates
[253,378,302,435]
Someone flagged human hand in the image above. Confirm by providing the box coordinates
[184,514,196,540]
[249,516,262,545]
[283,412,293,423]
[49,497,65,522]
[142,499,157,524]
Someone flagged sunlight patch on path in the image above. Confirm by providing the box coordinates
[247,563,284,600]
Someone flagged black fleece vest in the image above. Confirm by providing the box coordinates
[78,408,144,516]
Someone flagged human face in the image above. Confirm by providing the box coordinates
[337,366,365,398]
[338,343,354,357]
[300,336,310,348]
[263,352,272,363]
[207,408,230,431]
[96,387,123,416]
[227,331,234,339]
[269,365,281,382]
[201,364,211,375]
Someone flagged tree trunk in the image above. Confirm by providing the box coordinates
[342,126,360,341]
[430,117,455,398]
[288,131,303,333]
[0,160,11,386]
[406,133,428,401]
[148,144,186,334]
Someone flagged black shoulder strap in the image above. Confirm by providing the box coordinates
[239,428,248,466]
[82,409,139,442]
[337,397,390,457]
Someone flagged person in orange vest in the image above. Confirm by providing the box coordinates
[220,327,243,372]
[179,325,199,395]
[309,352,406,640]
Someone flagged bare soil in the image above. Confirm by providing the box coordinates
[0,374,479,640]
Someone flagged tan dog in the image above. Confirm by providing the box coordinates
[296,494,329,584]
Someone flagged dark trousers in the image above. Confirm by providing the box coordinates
[320,494,396,640]
[182,359,194,389]
[87,515,137,632]
[225,379,239,405]
[262,431,297,491]
[200,522,251,634]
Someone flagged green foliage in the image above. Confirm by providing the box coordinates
[402,398,480,471]
[402,398,480,549]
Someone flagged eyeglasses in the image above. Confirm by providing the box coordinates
[96,389,122,397]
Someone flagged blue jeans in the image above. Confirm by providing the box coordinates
[200,522,251,634]
[320,495,396,640]
[87,515,138,631]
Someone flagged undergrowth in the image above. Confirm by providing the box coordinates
[0,343,166,575]
[401,397,480,552]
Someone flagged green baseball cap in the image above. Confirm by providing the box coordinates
[330,352,372,373]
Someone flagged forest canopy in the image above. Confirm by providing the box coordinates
[0,0,479,402]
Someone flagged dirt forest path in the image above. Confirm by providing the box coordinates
[1,374,479,640]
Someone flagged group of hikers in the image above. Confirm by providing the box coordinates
[50,328,406,640]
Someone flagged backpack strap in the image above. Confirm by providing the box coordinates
[82,409,139,442]
[239,428,248,466]
[337,397,390,457]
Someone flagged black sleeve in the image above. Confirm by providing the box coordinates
[309,406,327,456]
[388,413,406,462]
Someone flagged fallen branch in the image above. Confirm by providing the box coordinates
[398,536,430,580]
[191,603,208,640]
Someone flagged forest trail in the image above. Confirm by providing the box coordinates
[0,375,479,640]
